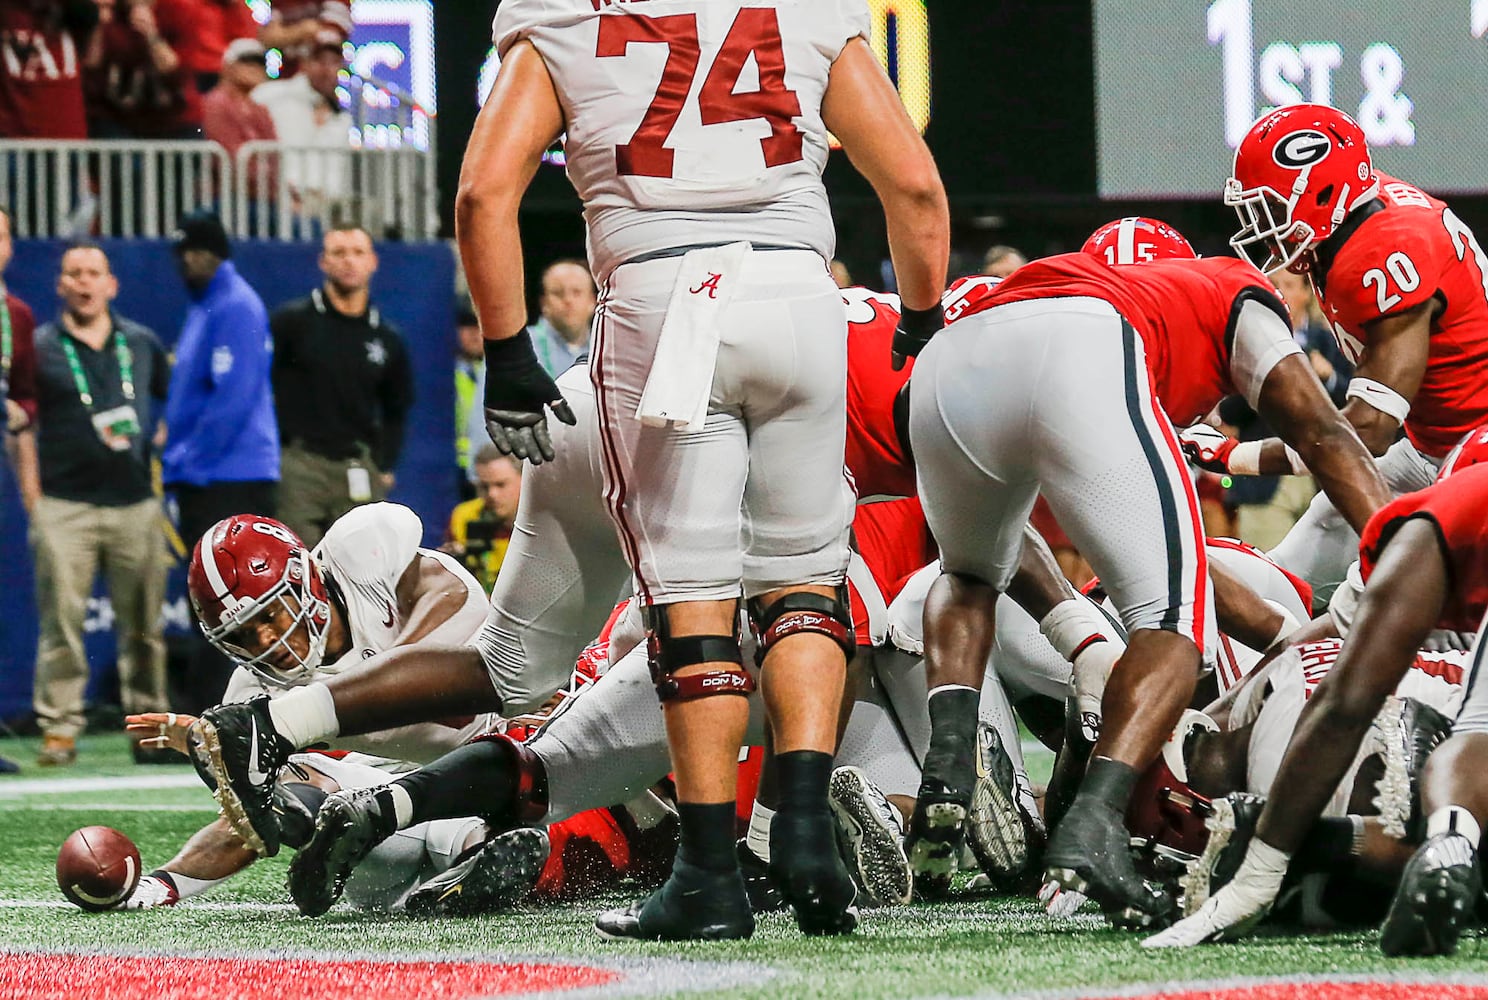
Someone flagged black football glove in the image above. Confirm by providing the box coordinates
[482,331,577,465]
[891,302,944,371]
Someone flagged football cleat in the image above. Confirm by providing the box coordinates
[1180,793,1265,916]
[1044,794,1174,929]
[736,838,786,913]
[188,696,293,856]
[829,765,912,906]
[406,828,549,917]
[1379,833,1482,957]
[770,807,859,935]
[966,721,1033,889]
[287,787,397,916]
[595,858,755,941]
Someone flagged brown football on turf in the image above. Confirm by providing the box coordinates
[56,826,141,911]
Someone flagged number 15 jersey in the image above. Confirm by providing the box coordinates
[493,0,869,281]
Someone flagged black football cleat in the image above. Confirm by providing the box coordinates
[736,838,786,913]
[771,807,859,935]
[1044,793,1175,929]
[829,765,912,906]
[1179,793,1265,917]
[906,735,974,900]
[406,828,549,917]
[288,787,397,916]
[1379,833,1482,957]
[966,721,1032,890]
[595,858,755,941]
[189,696,294,856]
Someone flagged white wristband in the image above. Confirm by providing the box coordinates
[1346,377,1410,425]
[1226,440,1263,476]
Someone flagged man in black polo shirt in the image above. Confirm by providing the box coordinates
[30,243,171,766]
[271,224,413,544]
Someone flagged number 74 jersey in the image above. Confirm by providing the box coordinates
[1314,173,1488,458]
[493,0,870,280]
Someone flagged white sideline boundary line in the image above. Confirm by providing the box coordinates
[0,773,203,798]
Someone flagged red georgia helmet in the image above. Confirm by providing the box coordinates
[1081,217,1196,265]
[1126,710,1220,864]
[1437,424,1488,482]
[187,514,331,687]
[1225,103,1380,274]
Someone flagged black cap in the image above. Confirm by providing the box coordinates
[172,210,231,260]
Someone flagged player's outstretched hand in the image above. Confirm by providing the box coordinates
[1142,841,1288,947]
[1177,424,1238,474]
[482,330,577,465]
[890,303,944,371]
[125,712,196,755]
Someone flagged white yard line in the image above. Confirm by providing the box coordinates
[0,773,204,798]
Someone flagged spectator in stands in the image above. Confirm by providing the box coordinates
[181,0,259,94]
[444,446,521,594]
[164,210,278,712]
[30,243,171,767]
[982,244,1027,278]
[453,301,482,500]
[258,0,351,78]
[202,38,276,161]
[271,224,413,545]
[83,0,202,139]
[0,1,95,139]
[252,30,352,212]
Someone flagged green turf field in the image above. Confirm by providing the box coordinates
[0,733,1483,1000]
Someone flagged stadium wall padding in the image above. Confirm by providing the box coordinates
[0,239,457,723]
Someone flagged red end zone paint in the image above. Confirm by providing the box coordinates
[2,953,619,1000]
[1077,984,1488,1000]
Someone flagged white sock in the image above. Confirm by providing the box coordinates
[1426,805,1482,848]
[266,683,340,749]
[386,783,415,829]
[746,801,775,862]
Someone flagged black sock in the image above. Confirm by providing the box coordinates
[1294,816,1362,874]
[1079,756,1138,813]
[394,740,518,827]
[775,749,833,814]
[922,686,979,796]
[677,802,738,874]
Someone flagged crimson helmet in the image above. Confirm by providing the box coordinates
[1081,217,1196,265]
[187,515,331,687]
[1437,424,1488,482]
[1226,103,1380,274]
[1126,710,1220,864]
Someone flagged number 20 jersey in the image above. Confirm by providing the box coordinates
[493,0,870,280]
[1313,173,1488,458]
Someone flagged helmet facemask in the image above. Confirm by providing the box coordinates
[1224,177,1316,275]
[200,549,332,688]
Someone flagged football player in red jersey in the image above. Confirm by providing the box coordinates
[1150,459,1488,953]
[1190,104,1488,608]
[1082,216,1197,266]
[895,244,1390,928]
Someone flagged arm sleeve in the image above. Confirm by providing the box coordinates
[186,298,273,462]
[1230,297,1306,411]
[376,331,414,468]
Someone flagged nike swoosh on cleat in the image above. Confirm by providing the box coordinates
[246,721,270,787]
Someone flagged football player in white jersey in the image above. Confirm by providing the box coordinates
[450,0,948,941]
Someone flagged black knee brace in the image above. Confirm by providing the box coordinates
[747,586,856,667]
[645,603,753,704]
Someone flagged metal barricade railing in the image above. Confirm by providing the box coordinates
[234,141,438,241]
[0,139,437,242]
[0,140,230,240]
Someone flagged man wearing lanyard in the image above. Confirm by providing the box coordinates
[29,243,172,767]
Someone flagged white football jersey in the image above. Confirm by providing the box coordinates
[224,503,495,762]
[493,0,870,279]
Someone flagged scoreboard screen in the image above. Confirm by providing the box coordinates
[1095,2,1488,197]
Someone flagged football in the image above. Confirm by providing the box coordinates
[56,826,141,912]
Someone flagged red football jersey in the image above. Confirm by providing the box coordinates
[0,7,87,139]
[1314,174,1488,458]
[961,253,1291,426]
[1358,462,1488,632]
[848,496,936,646]
[843,287,915,499]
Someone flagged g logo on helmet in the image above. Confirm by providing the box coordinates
[1273,129,1331,169]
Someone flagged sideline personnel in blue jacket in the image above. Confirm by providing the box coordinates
[163,210,279,710]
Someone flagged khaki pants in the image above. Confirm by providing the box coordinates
[31,495,168,739]
[1236,476,1318,553]
[278,444,386,546]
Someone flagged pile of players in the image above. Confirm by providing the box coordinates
[111,0,1488,961]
